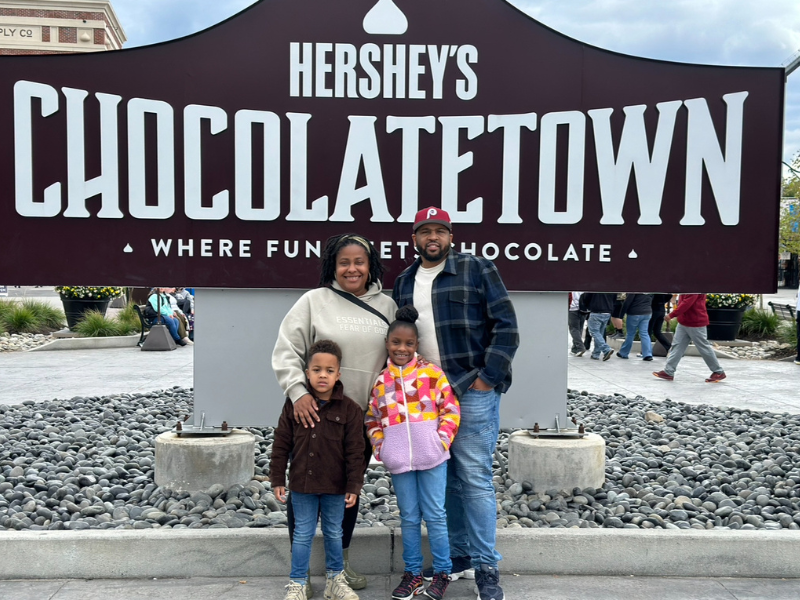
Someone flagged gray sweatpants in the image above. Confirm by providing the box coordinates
[664,324,723,376]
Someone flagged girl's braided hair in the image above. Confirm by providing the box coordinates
[318,233,385,288]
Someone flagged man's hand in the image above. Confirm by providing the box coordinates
[345,493,358,508]
[469,377,494,392]
[293,394,320,428]
[274,486,287,503]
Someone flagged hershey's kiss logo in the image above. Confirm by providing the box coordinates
[123,244,134,253]
[628,250,638,259]
[363,0,408,35]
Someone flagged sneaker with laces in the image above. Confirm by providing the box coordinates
[474,564,503,600]
[324,572,358,600]
[391,572,424,599]
[284,581,307,600]
[652,370,674,381]
[603,349,614,361]
[423,556,474,582]
[423,572,449,599]
[705,371,727,383]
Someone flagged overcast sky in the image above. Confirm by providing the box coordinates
[111,0,800,169]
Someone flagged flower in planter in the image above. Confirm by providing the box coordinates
[705,294,757,309]
[55,286,124,300]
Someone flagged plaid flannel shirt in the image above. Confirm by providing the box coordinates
[392,250,519,398]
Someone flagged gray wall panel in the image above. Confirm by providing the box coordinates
[193,290,567,430]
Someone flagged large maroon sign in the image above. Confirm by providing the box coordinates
[0,0,784,291]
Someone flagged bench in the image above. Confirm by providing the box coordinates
[767,302,797,326]
[133,304,157,347]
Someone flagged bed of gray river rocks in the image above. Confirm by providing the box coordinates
[0,333,53,353]
[0,387,798,532]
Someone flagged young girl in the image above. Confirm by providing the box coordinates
[365,306,460,600]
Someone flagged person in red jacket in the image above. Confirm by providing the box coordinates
[652,294,726,382]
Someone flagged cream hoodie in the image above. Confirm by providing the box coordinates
[272,281,398,410]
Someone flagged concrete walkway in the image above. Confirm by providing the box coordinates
[0,346,194,405]
[1,575,798,600]
[3,335,798,415]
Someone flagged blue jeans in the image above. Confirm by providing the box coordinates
[155,314,181,342]
[392,462,451,575]
[290,492,346,581]
[588,313,611,358]
[619,314,652,358]
[446,388,502,569]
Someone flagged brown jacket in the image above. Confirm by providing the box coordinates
[269,381,365,496]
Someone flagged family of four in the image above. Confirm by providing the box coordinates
[270,207,519,600]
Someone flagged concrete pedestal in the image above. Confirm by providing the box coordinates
[508,432,606,493]
[155,430,255,492]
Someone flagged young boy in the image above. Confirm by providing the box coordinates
[270,340,365,600]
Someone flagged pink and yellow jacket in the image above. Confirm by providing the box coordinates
[366,355,460,475]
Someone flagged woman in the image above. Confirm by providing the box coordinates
[147,287,191,346]
[272,233,397,593]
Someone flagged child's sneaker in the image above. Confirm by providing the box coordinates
[324,572,358,600]
[423,572,449,599]
[284,581,307,600]
[391,571,424,599]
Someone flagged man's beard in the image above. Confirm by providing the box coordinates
[416,241,450,263]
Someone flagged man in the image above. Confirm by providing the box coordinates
[653,293,726,382]
[393,207,519,600]
[580,292,616,360]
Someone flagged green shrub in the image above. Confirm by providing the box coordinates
[116,303,142,333]
[0,299,65,334]
[73,308,140,337]
[19,299,65,330]
[2,306,41,334]
[777,322,798,347]
[739,309,779,337]
[0,301,11,332]
[73,310,126,337]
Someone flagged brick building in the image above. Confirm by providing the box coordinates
[0,0,125,55]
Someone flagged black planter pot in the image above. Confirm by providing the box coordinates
[61,297,111,330]
[706,307,745,341]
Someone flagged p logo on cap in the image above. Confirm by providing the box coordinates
[414,206,452,231]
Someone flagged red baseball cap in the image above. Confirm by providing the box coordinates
[413,206,452,231]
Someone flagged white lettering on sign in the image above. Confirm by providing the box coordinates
[147,237,615,264]
[289,43,478,100]
[13,80,749,228]
[0,26,41,42]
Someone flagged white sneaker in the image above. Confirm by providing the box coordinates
[181,337,194,345]
[284,581,307,600]
[324,572,359,600]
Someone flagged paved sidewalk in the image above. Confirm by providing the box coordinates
[3,338,798,415]
[0,346,194,405]
[0,575,798,600]
[567,348,800,414]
